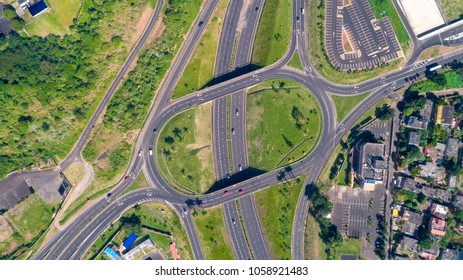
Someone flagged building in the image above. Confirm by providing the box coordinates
[447,175,457,188]
[422,187,452,203]
[426,143,446,165]
[445,138,459,158]
[431,203,449,219]
[419,162,437,178]
[28,0,48,17]
[429,217,446,237]
[170,242,180,260]
[103,246,121,260]
[398,236,419,254]
[439,248,463,260]
[453,195,463,210]
[408,131,421,147]
[353,142,387,190]
[123,233,138,250]
[403,116,428,130]
[435,105,454,128]
[397,176,420,193]
[123,237,155,260]
[420,99,434,120]
[402,210,424,237]
[18,0,30,9]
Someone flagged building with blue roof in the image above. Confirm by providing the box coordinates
[28,0,48,17]
[123,233,138,250]
[103,246,121,260]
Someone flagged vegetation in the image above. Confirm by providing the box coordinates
[251,0,291,66]
[0,0,158,179]
[156,104,214,194]
[121,172,150,195]
[331,92,369,122]
[304,213,327,259]
[368,0,410,51]
[437,0,463,22]
[247,79,321,171]
[171,0,228,99]
[0,195,55,258]
[193,207,234,260]
[307,0,402,85]
[410,68,463,92]
[254,177,304,259]
[288,52,304,71]
[375,104,395,121]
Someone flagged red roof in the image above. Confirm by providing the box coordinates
[170,243,180,260]
[430,217,446,236]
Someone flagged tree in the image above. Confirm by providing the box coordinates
[409,165,422,177]
[375,104,394,121]
[9,17,25,31]
[417,225,434,249]
[2,5,17,20]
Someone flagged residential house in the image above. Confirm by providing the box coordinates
[431,203,449,219]
[435,105,454,129]
[353,142,387,191]
[447,175,457,188]
[123,237,155,260]
[408,131,421,147]
[453,195,463,210]
[439,248,463,260]
[402,210,424,237]
[445,138,459,158]
[28,0,48,17]
[397,176,420,193]
[398,236,419,255]
[429,217,446,237]
[420,100,434,121]
[420,239,439,260]
[425,143,446,165]
[18,0,30,9]
[403,116,428,130]
[419,162,437,178]
[422,186,453,203]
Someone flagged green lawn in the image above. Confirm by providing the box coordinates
[368,0,410,52]
[122,172,150,195]
[156,104,215,194]
[254,177,304,259]
[331,92,369,122]
[251,0,291,66]
[410,70,463,92]
[304,213,327,259]
[336,238,361,259]
[288,52,304,71]
[171,0,228,99]
[306,0,403,85]
[48,0,83,27]
[25,11,68,37]
[437,0,463,22]
[247,79,321,171]
[193,207,234,260]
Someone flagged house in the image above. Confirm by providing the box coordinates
[439,248,463,260]
[453,195,463,210]
[28,0,48,17]
[103,246,121,260]
[408,131,421,147]
[353,142,387,190]
[403,116,428,130]
[425,143,446,164]
[402,210,424,237]
[398,236,419,254]
[430,203,449,219]
[420,100,434,120]
[18,0,30,9]
[445,138,459,158]
[123,237,155,260]
[435,105,454,128]
[419,162,437,178]
[429,217,446,237]
[397,176,420,193]
[447,175,457,188]
[421,186,453,203]
[122,233,138,250]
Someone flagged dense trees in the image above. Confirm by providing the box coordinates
[375,104,394,121]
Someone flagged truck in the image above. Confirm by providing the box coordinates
[427,63,442,72]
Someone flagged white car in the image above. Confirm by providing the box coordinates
[149,149,153,155]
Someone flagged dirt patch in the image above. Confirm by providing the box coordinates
[149,19,166,45]
[418,45,463,60]
[187,103,212,150]
[63,162,86,187]
[343,0,351,6]
[131,6,154,46]
[0,216,13,243]
[342,28,354,53]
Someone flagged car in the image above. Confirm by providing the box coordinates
[297,16,300,22]
[232,218,236,225]
[224,190,229,195]
[238,189,244,194]
[255,6,259,11]
[376,229,383,234]
[138,150,142,157]
[231,128,235,135]
[235,109,239,116]
[149,149,153,155]
[238,164,242,171]
[124,176,129,181]
[107,192,112,197]
[227,173,230,179]
[198,21,204,27]
[153,128,157,134]
[183,208,188,214]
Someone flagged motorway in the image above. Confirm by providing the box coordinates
[33,0,463,260]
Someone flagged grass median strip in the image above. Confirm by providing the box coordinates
[247,79,321,171]
[331,92,369,122]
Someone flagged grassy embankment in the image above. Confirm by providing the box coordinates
[247,79,321,171]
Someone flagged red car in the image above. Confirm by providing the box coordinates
[238,189,244,194]
[224,190,229,195]
[124,176,129,181]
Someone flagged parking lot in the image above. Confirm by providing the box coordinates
[325,0,403,70]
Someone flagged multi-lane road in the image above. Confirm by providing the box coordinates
[32,0,463,260]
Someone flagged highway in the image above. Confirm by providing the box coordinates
[33,0,463,260]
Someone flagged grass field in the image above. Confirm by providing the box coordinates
[122,172,150,195]
[0,195,55,258]
[251,0,291,66]
[410,70,463,92]
[331,92,369,122]
[288,52,304,71]
[171,0,228,99]
[193,207,234,260]
[368,0,410,52]
[306,0,403,85]
[63,161,86,187]
[247,79,321,171]
[304,213,327,259]
[437,0,463,22]
[254,177,304,259]
[85,202,193,260]
[156,104,215,194]
[336,238,361,258]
